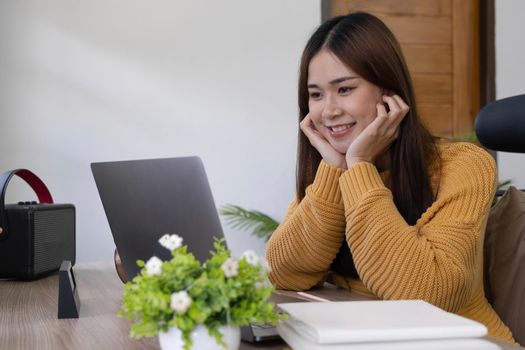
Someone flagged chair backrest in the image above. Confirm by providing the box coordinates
[476,94,525,345]
[475,94,525,153]
[483,186,525,345]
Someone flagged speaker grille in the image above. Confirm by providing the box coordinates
[33,209,75,274]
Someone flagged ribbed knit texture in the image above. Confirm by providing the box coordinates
[266,142,515,343]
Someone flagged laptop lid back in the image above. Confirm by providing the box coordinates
[91,156,224,279]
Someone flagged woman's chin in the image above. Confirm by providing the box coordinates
[330,141,351,155]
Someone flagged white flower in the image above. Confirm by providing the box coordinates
[159,233,183,251]
[241,250,259,265]
[159,234,170,249]
[170,291,192,314]
[145,256,163,275]
[221,257,239,278]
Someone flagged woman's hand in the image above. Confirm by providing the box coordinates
[300,114,347,169]
[346,95,409,167]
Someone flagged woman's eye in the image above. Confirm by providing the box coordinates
[309,92,322,100]
[339,87,354,94]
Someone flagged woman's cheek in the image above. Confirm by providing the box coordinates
[308,103,322,123]
[312,119,324,131]
[309,112,323,130]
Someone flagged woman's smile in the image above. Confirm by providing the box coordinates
[326,122,357,138]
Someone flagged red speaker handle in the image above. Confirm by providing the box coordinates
[0,169,54,236]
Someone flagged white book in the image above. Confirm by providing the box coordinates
[277,300,487,345]
[277,322,499,350]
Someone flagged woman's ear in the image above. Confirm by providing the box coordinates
[379,89,392,113]
[381,88,394,96]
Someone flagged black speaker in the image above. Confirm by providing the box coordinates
[0,169,75,280]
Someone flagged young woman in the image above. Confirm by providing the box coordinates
[265,12,515,343]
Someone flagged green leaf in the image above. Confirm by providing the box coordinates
[453,131,478,143]
[219,204,279,241]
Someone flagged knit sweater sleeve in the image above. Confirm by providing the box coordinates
[266,160,347,290]
[340,143,496,312]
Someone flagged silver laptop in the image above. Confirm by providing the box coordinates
[91,156,223,279]
[91,156,286,342]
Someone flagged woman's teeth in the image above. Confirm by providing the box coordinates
[329,123,355,132]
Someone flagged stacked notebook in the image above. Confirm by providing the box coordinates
[277,300,500,350]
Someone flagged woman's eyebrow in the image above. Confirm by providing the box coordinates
[329,76,358,84]
[307,76,358,88]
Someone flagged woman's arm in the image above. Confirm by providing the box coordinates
[340,143,496,312]
[266,161,346,290]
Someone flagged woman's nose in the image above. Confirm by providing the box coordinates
[321,95,342,119]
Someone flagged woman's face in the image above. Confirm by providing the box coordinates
[307,49,383,154]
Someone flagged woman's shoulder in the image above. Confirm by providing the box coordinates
[437,141,495,167]
[436,140,497,187]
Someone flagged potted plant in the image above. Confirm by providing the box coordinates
[119,234,281,350]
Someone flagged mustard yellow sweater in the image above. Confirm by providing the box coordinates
[266,142,514,343]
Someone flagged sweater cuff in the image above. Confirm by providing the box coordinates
[310,160,345,203]
[339,162,386,209]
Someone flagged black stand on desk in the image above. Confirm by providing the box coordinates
[58,260,80,319]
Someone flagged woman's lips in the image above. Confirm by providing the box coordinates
[326,122,356,138]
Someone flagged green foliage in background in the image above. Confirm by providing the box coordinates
[454,130,479,143]
[119,238,282,350]
[220,204,279,242]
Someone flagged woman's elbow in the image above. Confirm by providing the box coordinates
[267,269,320,291]
[418,276,472,313]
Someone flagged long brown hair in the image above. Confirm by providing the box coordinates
[297,12,439,226]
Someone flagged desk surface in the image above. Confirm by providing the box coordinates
[0,262,518,350]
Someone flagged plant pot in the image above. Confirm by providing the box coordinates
[159,324,240,350]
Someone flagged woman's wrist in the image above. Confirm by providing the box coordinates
[325,157,348,169]
[346,156,372,168]
[310,160,346,203]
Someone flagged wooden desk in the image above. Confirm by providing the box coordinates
[0,263,518,350]
[0,262,286,350]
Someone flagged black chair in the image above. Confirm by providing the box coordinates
[476,94,525,195]
[475,94,525,153]
[475,93,525,345]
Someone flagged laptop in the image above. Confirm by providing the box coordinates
[90,156,288,342]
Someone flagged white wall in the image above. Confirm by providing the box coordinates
[496,0,525,187]
[0,1,321,261]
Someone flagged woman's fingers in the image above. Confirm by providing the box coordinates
[300,115,325,146]
[378,94,409,136]
[383,94,409,126]
[382,95,401,121]
[346,94,410,166]
[376,102,388,119]
[392,94,410,113]
[300,114,346,168]
[373,102,390,134]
